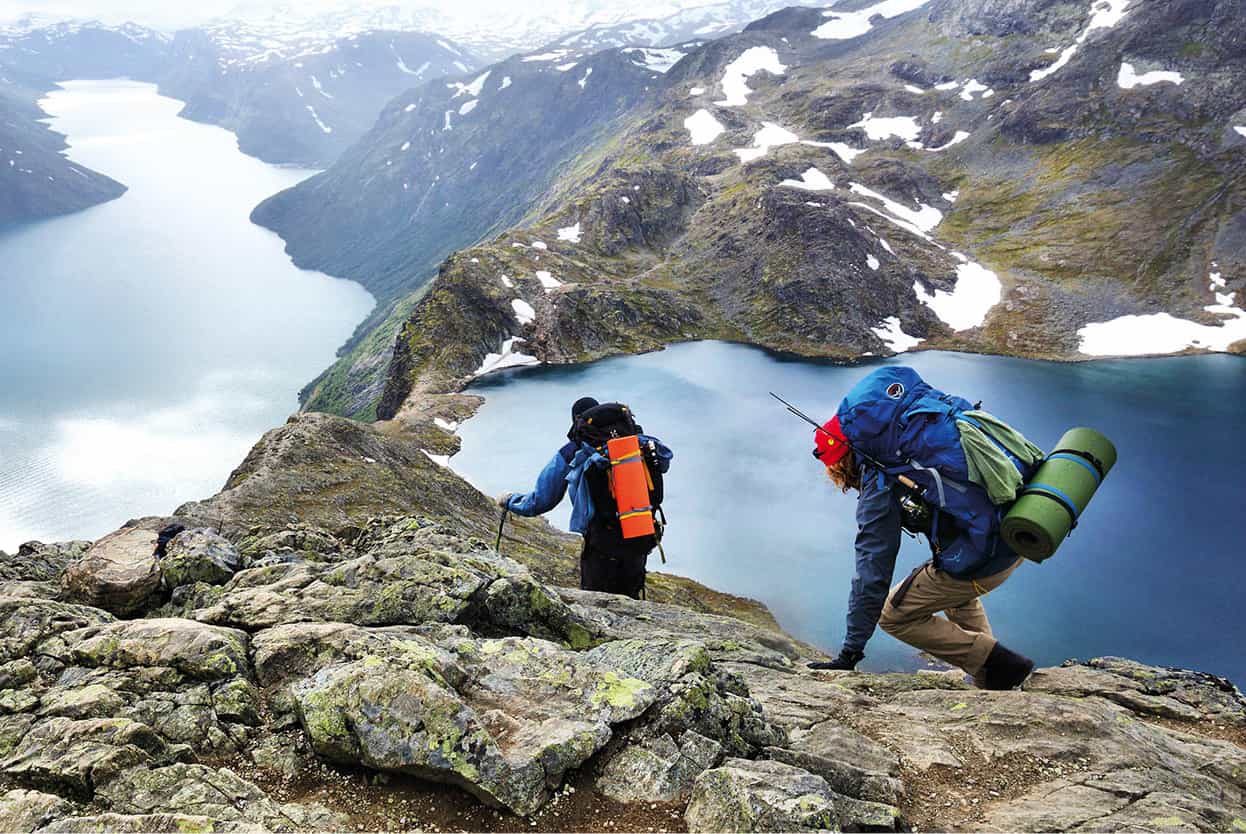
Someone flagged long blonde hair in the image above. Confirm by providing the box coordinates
[825,448,860,493]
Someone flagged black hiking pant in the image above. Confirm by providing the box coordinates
[580,527,649,600]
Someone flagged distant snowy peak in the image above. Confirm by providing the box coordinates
[198,16,472,70]
[551,0,795,53]
[0,18,168,44]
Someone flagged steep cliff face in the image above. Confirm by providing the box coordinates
[0,80,126,223]
[157,29,476,167]
[0,22,169,222]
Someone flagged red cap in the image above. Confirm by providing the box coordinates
[814,416,850,465]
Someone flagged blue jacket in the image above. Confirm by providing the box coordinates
[844,468,903,655]
[506,435,672,533]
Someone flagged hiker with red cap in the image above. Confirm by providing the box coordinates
[805,367,1043,690]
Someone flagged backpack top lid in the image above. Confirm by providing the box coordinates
[568,402,642,446]
[836,366,930,445]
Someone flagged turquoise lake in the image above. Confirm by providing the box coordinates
[0,80,374,550]
[455,341,1246,681]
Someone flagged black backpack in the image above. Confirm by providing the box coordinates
[568,402,665,544]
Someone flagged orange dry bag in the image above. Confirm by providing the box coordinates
[606,434,656,539]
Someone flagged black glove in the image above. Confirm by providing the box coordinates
[808,648,864,671]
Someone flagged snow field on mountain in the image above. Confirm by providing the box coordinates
[1079,266,1246,355]
[511,299,536,325]
[1117,62,1184,89]
[557,223,582,242]
[735,122,799,162]
[871,316,923,352]
[779,167,834,191]
[1031,0,1132,82]
[684,109,725,145]
[624,47,686,73]
[473,336,540,376]
[715,46,785,107]
[811,0,933,40]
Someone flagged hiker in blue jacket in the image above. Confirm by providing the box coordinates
[498,397,672,599]
[806,367,1040,690]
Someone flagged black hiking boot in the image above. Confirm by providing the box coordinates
[980,643,1035,690]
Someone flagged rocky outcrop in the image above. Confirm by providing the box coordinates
[157,529,239,590]
[3,506,1243,831]
[686,758,903,832]
[60,528,162,616]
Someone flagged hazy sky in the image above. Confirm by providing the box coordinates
[3,1,241,28]
[0,0,664,30]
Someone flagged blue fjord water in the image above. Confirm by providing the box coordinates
[0,80,374,550]
[455,342,1246,681]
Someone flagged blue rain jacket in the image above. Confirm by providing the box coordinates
[843,468,903,655]
[506,436,672,534]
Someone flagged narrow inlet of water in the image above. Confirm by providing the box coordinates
[0,80,374,550]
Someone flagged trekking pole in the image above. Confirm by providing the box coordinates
[495,507,509,555]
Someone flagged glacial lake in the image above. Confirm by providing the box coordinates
[456,342,1246,682]
[0,80,374,551]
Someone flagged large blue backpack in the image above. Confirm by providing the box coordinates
[836,367,1037,577]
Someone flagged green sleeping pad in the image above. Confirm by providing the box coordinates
[1001,427,1117,562]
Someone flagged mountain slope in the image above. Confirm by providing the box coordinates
[350,0,1245,419]
[0,71,127,223]
[251,44,682,415]
[158,27,477,166]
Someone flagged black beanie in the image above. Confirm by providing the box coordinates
[571,397,599,419]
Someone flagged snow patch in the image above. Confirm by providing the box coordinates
[536,270,563,291]
[522,50,569,62]
[927,131,970,152]
[1079,267,1246,355]
[511,299,536,325]
[500,275,514,288]
[735,122,800,162]
[530,241,548,250]
[578,67,592,89]
[500,76,512,90]
[1235,126,1246,138]
[848,182,943,237]
[850,112,922,143]
[715,46,786,107]
[404,103,416,112]
[475,337,541,377]
[1117,62,1184,89]
[434,418,459,433]
[943,189,959,202]
[1032,0,1132,83]
[556,62,579,71]
[866,254,880,270]
[780,167,834,191]
[458,99,478,116]
[812,0,934,40]
[913,262,1002,331]
[304,105,332,133]
[685,108,725,145]
[422,450,452,468]
[557,222,582,243]
[871,316,923,352]
[449,71,491,98]
[310,75,333,98]
[625,47,686,74]
[443,111,453,131]
[689,86,705,96]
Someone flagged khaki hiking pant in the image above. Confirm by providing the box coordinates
[879,557,1023,680]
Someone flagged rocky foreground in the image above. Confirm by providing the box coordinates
[1,511,1244,833]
